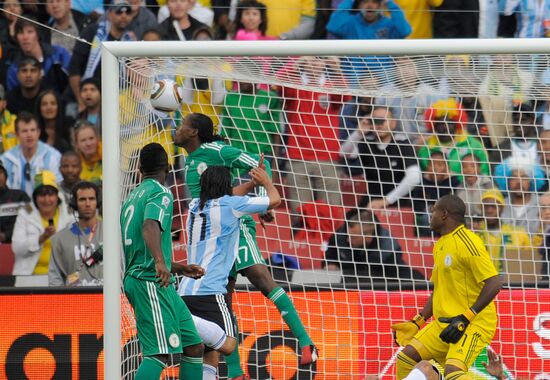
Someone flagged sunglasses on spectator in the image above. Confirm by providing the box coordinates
[115,8,130,15]
[371,117,386,125]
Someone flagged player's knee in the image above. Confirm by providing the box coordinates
[183,342,205,358]
[218,336,237,355]
[242,264,277,294]
[396,351,419,380]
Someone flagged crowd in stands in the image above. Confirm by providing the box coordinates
[1,0,550,287]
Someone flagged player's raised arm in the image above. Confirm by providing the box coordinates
[249,166,281,209]
[142,219,170,287]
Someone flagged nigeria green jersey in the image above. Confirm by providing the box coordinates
[121,178,174,282]
[184,141,271,199]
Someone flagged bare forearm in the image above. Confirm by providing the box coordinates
[471,275,502,314]
[233,181,255,196]
[420,293,433,319]
[264,182,281,209]
[142,220,165,265]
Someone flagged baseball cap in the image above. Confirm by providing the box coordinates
[481,189,505,205]
[34,171,59,193]
[112,1,131,13]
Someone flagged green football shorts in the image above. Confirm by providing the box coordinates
[123,275,202,356]
[229,215,267,279]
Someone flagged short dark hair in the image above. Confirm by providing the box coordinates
[17,55,41,69]
[139,143,168,175]
[187,113,224,144]
[79,77,101,92]
[72,181,100,209]
[62,150,81,162]
[437,194,466,223]
[14,17,40,36]
[15,111,39,133]
[235,0,268,36]
[199,166,232,209]
[142,28,163,40]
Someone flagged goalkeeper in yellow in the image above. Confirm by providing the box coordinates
[392,194,502,380]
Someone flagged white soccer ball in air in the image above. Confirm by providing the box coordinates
[150,79,183,112]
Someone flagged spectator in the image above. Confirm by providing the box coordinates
[327,0,411,40]
[158,0,214,26]
[412,150,460,236]
[77,78,101,131]
[376,57,449,142]
[11,170,72,275]
[0,0,23,61]
[477,189,533,274]
[233,0,274,39]
[259,0,316,39]
[220,81,281,158]
[455,153,494,225]
[539,128,550,187]
[478,55,535,147]
[418,98,490,179]
[278,56,348,215]
[73,121,102,185]
[211,0,232,39]
[0,112,61,197]
[6,18,71,93]
[57,150,82,209]
[500,156,541,237]
[45,0,93,55]
[538,191,550,282]
[69,2,136,109]
[6,56,45,115]
[0,84,17,154]
[432,0,479,38]
[141,27,163,40]
[125,0,158,39]
[181,28,229,128]
[341,106,421,210]
[395,0,443,38]
[158,0,208,41]
[500,0,550,38]
[34,89,73,154]
[71,0,103,18]
[323,210,424,284]
[48,181,103,286]
[339,95,375,177]
[0,162,30,243]
[491,101,540,165]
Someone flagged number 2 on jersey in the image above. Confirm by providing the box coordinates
[123,205,135,246]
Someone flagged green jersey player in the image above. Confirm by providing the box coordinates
[121,143,204,380]
[174,113,317,380]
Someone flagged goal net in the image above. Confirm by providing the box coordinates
[104,41,550,379]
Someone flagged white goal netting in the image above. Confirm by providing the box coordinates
[116,52,550,379]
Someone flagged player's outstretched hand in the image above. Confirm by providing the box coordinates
[481,347,505,380]
[181,264,205,279]
[438,314,470,344]
[259,210,275,229]
[155,261,171,287]
[391,314,425,347]
[250,166,271,187]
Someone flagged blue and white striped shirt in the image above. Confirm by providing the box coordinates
[500,0,550,38]
[178,195,269,296]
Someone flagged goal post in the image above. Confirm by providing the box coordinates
[101,39,550,379]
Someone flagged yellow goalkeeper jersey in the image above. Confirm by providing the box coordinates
[431,225,498,330]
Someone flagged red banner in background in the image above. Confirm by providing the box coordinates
[0,290,548,379]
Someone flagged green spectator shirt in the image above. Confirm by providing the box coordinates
[220,88,281,156]
[418,133,490,177]
[120,178,174,282]
[184,141,271,199]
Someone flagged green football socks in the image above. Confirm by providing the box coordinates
[269,287,313,348]
[135,356,165,380]
[180,355,203,379]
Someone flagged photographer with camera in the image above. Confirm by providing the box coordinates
[48,181,103,286]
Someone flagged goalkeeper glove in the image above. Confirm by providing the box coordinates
[438,308,476,344]
[391,313,425,347]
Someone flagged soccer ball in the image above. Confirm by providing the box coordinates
[150,79,183,112]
